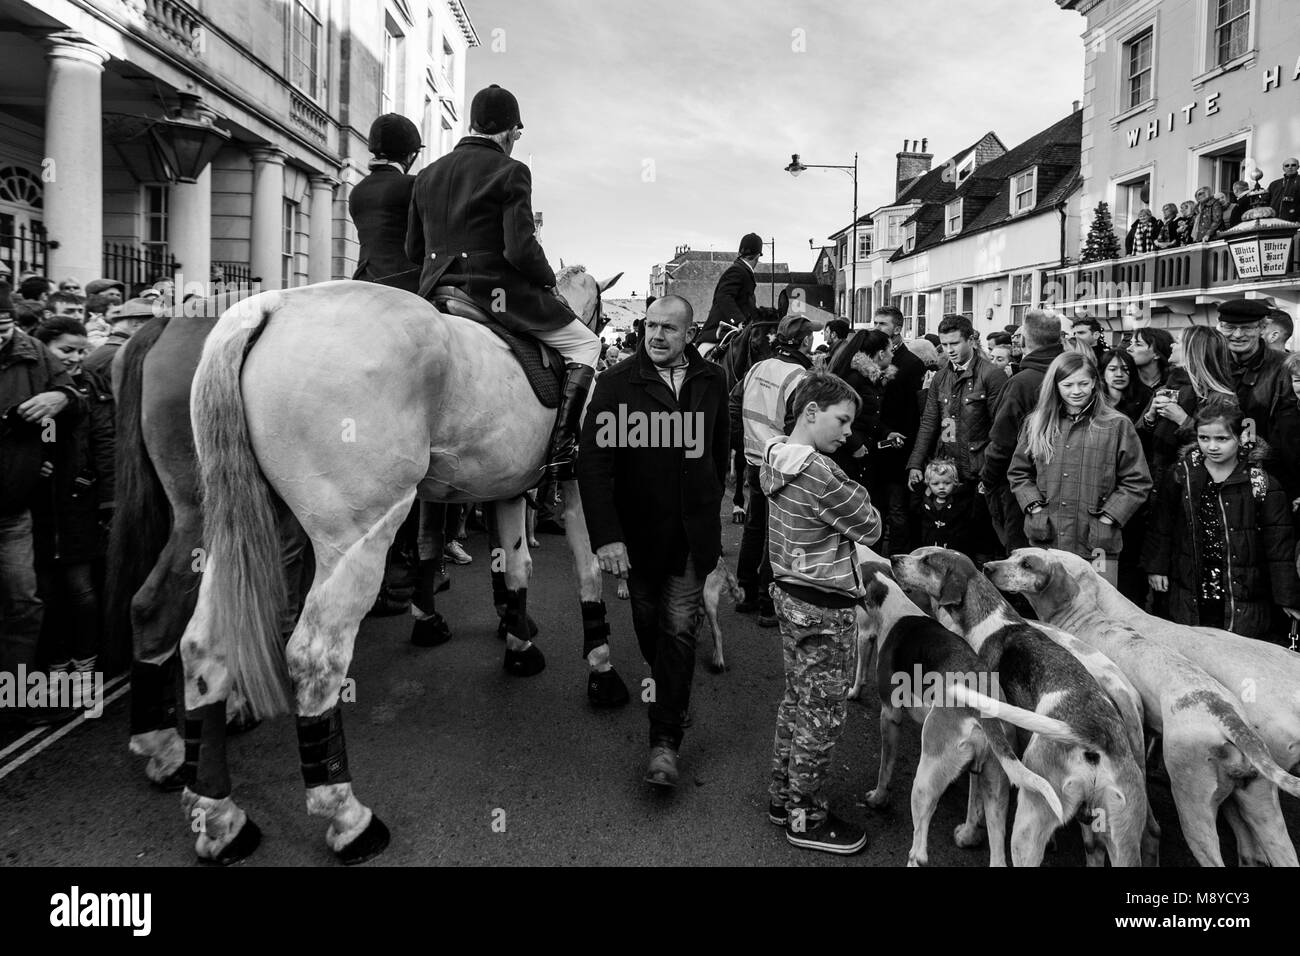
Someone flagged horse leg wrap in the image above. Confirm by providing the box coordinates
[505,588,531,642]
[582,600,611,657]
[298,705,352,788]
[129,660,175,735]
[491,570,508,615]
[182,700,231,799]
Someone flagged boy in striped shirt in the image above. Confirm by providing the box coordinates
[760,372,882,854]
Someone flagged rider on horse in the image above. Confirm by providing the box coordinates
[350,114,423,293]
[695,232,762,348]
[406,84,600,480]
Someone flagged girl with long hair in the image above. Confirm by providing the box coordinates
[1008,350,1152,584]
[830,329,899,483]
[1129,327,1173,390]
[1143,397,1300,640]
[1099,348,1150,422]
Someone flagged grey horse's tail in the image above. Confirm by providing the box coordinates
[190,297,293,717]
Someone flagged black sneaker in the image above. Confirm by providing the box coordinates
[768,802,788,826]
[785,812,868,855]
[758,603,779,628]
[735,594,761,614]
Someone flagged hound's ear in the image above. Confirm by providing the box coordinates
[864,578,889,609]
[935,558,966,608]
[1023,552,1050,588]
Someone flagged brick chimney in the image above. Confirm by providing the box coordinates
[896,138,933,199]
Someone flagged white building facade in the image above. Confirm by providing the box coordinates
[0,0,477,292]
[1052,0,1300,329]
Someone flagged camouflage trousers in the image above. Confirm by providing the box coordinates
[768,585,857,825]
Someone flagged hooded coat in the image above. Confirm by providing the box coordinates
[1142,443,1300,639]
[760,435,881,602]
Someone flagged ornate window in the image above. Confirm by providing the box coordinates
[0,166,43,209]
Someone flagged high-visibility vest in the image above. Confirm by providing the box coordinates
[741,357,807,465]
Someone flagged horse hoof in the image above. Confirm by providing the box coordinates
[199,818,262,867]
[496,615,539,641]
[503,644,545,677]
[411,614,452,647]
[336,815,390,866]
[587,667,629,707]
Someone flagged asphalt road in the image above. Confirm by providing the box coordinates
[2,510,1298,867]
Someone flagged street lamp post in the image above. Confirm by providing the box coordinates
[785,151,858,323]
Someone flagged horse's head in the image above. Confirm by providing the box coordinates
[556,265,623,334]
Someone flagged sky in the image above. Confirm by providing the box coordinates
[464,0,1086,297]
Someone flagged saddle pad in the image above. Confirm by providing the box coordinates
[482,319,564,408]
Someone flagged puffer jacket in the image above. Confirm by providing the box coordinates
[908,352,1007,483]
[31,366,115,565]
[1008,399,1152,559]
[1142,444,1300,638]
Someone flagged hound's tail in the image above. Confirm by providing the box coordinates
[946,682,1095,750]
[978,716,1067,824]
[103,315,173,673]
[190,296,292,718]
[1213,701,1300,799]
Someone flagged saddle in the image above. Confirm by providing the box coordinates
[432,286,564,408]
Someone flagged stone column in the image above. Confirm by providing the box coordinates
[249,147,286,289]
[44,33,110,284]
[307,174,338,284]
[169,164,211,296]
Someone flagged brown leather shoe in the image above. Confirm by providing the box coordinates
[644,744,679,788]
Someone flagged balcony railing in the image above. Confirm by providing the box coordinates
[1045,236,1300,310]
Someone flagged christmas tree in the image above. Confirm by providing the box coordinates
[1080,201,1122,263]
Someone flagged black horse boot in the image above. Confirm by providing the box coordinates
[545,362,594,481]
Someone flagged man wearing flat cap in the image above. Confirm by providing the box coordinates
[696,232,763,347]
[350,113,424,293]
[1217,298,1291,432]
[407,84,600,479]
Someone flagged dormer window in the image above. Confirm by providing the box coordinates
[954,154,975,185]
[905,221,917,253]
[945,199,963,237]
[1011,167,1038,215]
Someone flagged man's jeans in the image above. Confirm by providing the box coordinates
[627,555,705,750]
[0,510,43,675]
[736,464,772,604]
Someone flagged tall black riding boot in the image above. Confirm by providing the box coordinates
[546,362,594,481]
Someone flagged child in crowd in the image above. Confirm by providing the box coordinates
[911,458,978,554]
[761,371,881,856]
[30,317,115,677]
[1143,397,1300,642]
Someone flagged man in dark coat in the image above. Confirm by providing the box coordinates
[0,281,84,727]
[1267,158,1300,224]
[872,305,925,553]
[407,85,600,480]
[349,113,423,293]
[1218,298,1291,442]
[695,233,762,346]
[981,309,1065,549]
[578,295,729,788]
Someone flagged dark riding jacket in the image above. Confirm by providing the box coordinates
[406,136,575,334]
[350,163,420,293]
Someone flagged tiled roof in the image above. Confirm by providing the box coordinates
[895,131,1008,206]
[890,111,1082,262]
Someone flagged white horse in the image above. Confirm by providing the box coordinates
[178,272,623,864]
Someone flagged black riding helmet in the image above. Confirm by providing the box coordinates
[368,114,423,159]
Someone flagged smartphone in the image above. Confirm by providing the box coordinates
[1155,388,1179,402]
[877,436,903,449]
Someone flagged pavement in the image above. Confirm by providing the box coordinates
[2,507,1298,867]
